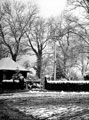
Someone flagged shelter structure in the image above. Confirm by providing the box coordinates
[0,57,28,82]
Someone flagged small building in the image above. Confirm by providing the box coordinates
[0,57,28,82]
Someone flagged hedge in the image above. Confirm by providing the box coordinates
[45,80,89,91]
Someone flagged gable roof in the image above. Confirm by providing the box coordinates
[0,57,27,71]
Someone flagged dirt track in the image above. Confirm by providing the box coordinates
[0,91,89,120]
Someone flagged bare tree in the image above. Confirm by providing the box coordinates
[68,0,89,13]
[47,14,88,79]
[26,18,49,78]
[0,1,37,61]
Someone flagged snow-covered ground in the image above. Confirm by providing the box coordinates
[1,91,89,119]
[0,91,89,99]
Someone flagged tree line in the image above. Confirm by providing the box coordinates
[0,0,89,80]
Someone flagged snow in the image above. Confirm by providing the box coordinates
[47,80,89,84]
[16,106,68,119]
[15,104,86,119]
[1,91,89,119]
[0,91,89,100]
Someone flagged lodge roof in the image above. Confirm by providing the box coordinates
[0,57,27,71]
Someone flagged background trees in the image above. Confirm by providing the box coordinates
[47,15,82,79]
[1,0,89,80]
[66,0,89,79]
[0,1,37,61]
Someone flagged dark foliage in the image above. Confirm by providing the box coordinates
[45,80,89,91]
[84,75,89,80]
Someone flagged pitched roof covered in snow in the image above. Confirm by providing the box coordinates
[0,57,27,71]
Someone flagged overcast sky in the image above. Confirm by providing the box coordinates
[0,0,67,18]
[35,0,67,18]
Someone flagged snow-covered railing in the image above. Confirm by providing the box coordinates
[47,80,89,84]
[2,79,13,82]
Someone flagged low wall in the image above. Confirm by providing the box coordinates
[1,80,25,90]
[45,80,89,91]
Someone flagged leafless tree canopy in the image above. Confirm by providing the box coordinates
[1,0,89,79]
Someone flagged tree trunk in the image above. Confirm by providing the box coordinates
[12,53,17,62]
[36,53,42,79]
